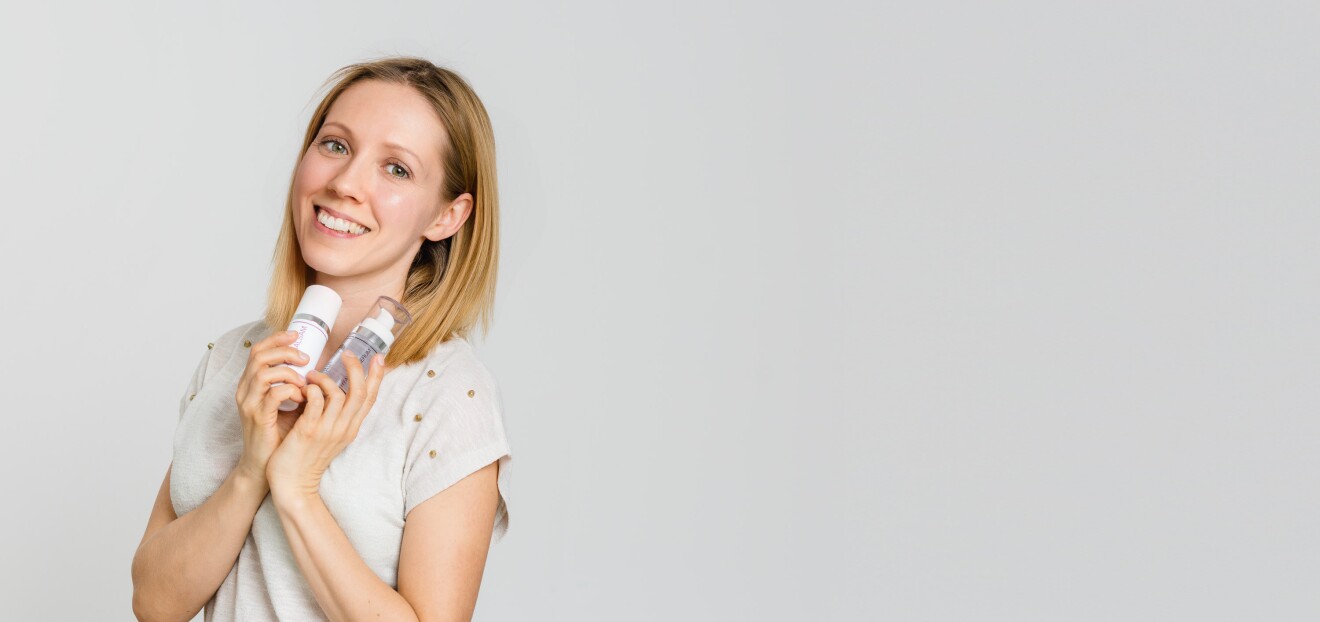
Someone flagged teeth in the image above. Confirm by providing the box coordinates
[317,208,367,235]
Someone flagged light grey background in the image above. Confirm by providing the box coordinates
[1,0,1316,620]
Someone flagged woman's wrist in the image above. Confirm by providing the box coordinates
[269,478,318,513]
[231,460,271,498]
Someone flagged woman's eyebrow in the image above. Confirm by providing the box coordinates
[323,120,356,136]
[322,120,424,169]
[384,141,422,166]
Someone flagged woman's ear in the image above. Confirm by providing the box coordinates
[423,192,474,242]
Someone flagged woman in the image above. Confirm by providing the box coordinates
[131,57,512,622]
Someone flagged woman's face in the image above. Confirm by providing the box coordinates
[291,79,466,282]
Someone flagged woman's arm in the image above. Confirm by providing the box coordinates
[270,461,500,622]
[271,486,421,622]
[132,329,307,620]
[398,461,500,622]
[130,462,269,622]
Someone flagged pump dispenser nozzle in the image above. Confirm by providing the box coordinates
[359,309,397,347]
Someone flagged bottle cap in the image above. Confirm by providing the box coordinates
[294,285,343,326]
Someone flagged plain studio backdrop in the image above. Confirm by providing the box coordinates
[1,1,1317,620]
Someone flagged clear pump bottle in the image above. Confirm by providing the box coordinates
[320,296,412,391]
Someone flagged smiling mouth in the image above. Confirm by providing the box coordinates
[314,205,371,235]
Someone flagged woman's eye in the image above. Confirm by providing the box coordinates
[319,138,408,179]
[321,139,347,155]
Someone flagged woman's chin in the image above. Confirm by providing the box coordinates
[301,256,358,280]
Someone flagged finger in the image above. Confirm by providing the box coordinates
[253,366,309,390]
[239,364,306,414]
[240,332,301,393]
[251,329,300,354]
[262,384,305,413]
[331,359,360,433]
[342,354,367,414]
[250,345,312,371]
[340,356,382,438]
[303,382,326,424]
[366,354,385,404]
[349,354,386,434]
[305,370,344,423]
[340,354,375,435]
[306,369,343,402]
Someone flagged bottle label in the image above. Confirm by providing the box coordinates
[322,333,386,392]
[286,317,330,377]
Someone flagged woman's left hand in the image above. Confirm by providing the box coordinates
[267,353,385,501]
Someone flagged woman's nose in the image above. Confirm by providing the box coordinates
[326,156,369,202]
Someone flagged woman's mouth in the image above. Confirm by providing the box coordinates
[314,205,370,238]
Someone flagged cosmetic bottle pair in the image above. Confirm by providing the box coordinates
[276,285,411,411]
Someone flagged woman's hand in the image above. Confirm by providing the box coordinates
[234,330,310,484]
[266,353,385,502]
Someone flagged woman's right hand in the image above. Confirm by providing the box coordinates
[233,330,310,484]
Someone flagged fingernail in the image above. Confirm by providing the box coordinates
[299,352,309,361]
[374,354,384,367]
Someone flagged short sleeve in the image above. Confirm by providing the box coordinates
[178,345,213,422]
[403,360,512,542]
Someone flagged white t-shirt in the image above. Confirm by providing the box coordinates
[170,318,512,621]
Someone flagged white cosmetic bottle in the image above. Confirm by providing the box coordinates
[320,296,412,392]
[277,284,343,411]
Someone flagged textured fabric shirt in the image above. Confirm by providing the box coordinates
[169,318,512,621]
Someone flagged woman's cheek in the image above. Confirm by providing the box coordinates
[298,158,335,190]
[372,195,414,229]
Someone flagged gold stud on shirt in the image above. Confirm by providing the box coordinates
[426,370,436,378]
[207,342,214,350]
[467,389,475,398]
[243,339,252,348]
[189,393,195,401]
[429,450,437,458]
[414,413,423,422]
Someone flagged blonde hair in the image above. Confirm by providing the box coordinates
[264,56,499,367]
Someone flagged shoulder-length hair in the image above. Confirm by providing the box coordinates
[264,56,499,367]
